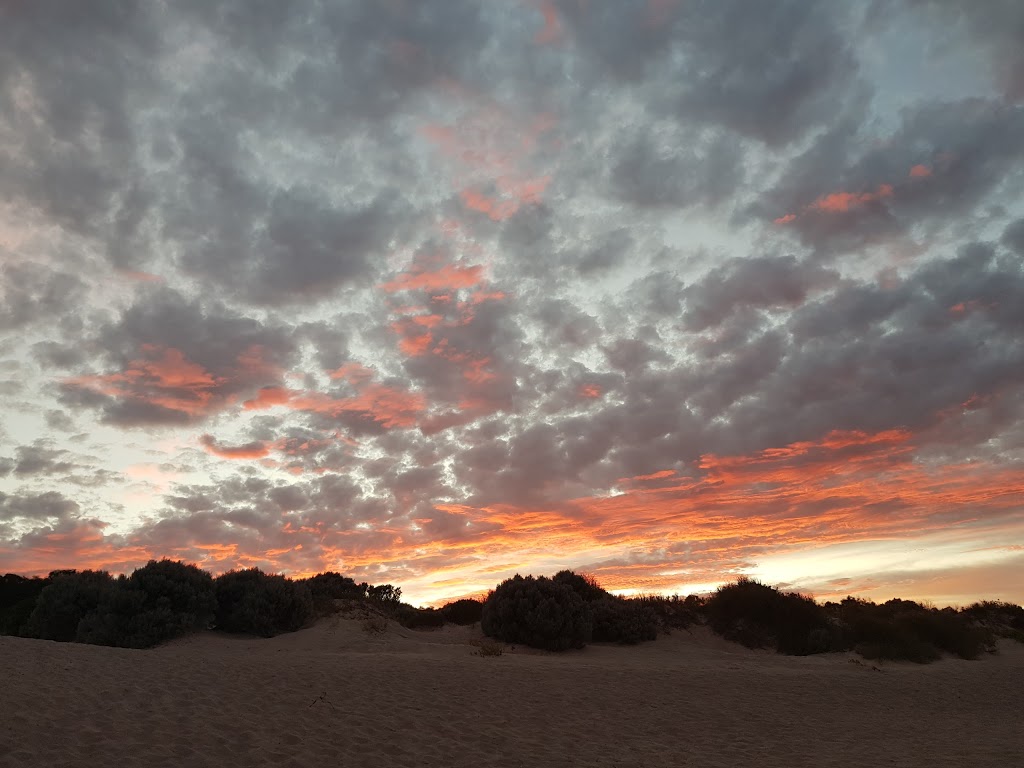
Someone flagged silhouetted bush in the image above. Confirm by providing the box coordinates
[552,570,611,603]
[0,574,51,636]
[71,560,217,649]
[961,601,1024,642]
[302,572,368,614]
[705,578,835,655]
[482,574,592,651]
[632,594,704,631]
[440,598,484,625]
[591,598,659,644]
[367,583,402,605]
[831,598,992,662]
[21,570,115,642]
[214,568,314,637]
[392,604,446,630]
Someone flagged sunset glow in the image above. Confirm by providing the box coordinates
[2,1,1023,608]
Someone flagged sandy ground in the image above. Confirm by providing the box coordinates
[1,617,1021,768]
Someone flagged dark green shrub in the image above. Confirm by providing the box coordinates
[440,598,484,625]
[0,574,51,636]
[552,570,611,603]
[72,560,216,649]
[705,577,833,655]
[591,598,658,644]
[833,598,944,663]
[302,572,368,615]
[481,574,592,651]
[214,569,314,637]
[21,570,115,642]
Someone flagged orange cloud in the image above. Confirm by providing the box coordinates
[777,180,899,224]
[909,164,932,178]
[380,263,484,293]
[199,434,273,460]
[579,383,603,399]
[535,0,562,44]
[811,183,893,213]
[64,345,226,420]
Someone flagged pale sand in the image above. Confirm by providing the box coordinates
[1,618,1021,768]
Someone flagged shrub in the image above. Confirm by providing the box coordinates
[552,570,611,603]
[469,638,504,656]
[832,598,949,663]
[72,560,217,649]
[705,577,834,655]
[214,569,314,637]
[440,598,484,625]
[367,583,402,606]
[591,598,658,644]
[302,572,368,615]
[393,604,446,630]
[481,574,592,651]
[961,601,1024,642]
[632,594,703,631]
[0,574,51,636]
[21,570,115,642]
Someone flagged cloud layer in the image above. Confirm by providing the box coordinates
[1,1,1023,606]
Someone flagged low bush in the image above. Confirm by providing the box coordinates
[440,598,484,625]
[705,577,835,655]
[302,572,368,615]
[20,570,115,642]
[591,598,658,644]
[214,568,314,637]
[469,638,504,656]
[832,598,992,662]
[552,570,612,603]
[632,594,704,631]
[482,574,592,651]
[0,574,51,636]
[74,560,216,649]
[961,601,1024,642]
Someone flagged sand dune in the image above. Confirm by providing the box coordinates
[2,618,1021,768]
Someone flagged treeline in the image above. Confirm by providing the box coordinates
[480,573,1024,662]
[2,563,1022,663]
[0,561,482,649]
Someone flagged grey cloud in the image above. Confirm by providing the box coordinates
[682,256,838,331]
[1003,217,1024,256]
[59,286,297,426]
[0,490,79,522]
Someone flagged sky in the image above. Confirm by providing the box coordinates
[1,1,1023,608]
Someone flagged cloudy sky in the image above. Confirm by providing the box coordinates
[1,1,1023,607]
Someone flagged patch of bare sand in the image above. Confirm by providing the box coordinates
[1,620,1021,768]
